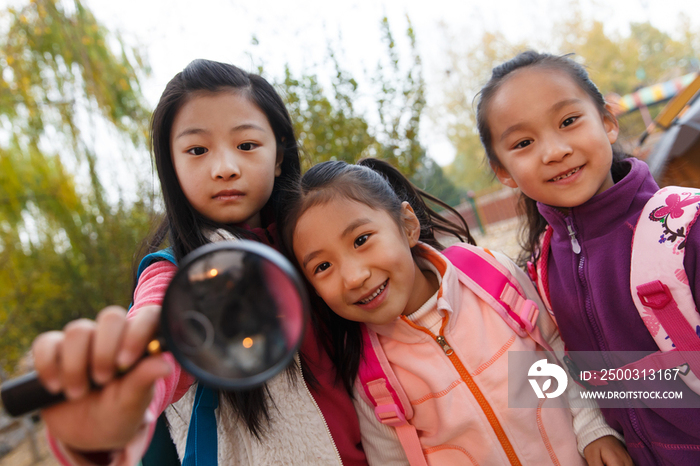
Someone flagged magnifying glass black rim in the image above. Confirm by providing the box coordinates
[160,239,308,391]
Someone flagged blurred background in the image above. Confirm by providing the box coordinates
[1,0,699,463]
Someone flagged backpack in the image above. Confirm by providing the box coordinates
[356,243,553,466]
[135,250,218,466]
[529,186,700,393]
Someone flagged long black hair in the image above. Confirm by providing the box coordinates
[475,51,628,266]
[135,59,301,438]
[278,158,474,395]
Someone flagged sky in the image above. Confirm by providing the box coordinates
[40,0,700,165]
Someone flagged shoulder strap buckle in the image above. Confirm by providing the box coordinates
[637,280,672,309]
[374,403,408,426]
[518,299,539,333]
[499,284,540,333]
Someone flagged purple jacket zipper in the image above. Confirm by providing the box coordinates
[567,214,661,464]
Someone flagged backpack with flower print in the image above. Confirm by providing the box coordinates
[629,186,700,393]
[529,186,700,394]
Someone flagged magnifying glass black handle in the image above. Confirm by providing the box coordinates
[2,240,309,416]
[1,371,67,417]
[1,339,163,417]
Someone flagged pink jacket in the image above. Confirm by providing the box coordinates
[356,244,616,465]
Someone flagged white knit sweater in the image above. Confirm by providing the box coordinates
[165,357,343,465]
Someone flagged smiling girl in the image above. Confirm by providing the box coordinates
[478,50,700,465]
[280,158,631,466]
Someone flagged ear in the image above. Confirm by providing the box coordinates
[275,159,283,177]
[603,104,620,145]
[400,202,421,247]
[490,161,518,189]
[275,138,285,177]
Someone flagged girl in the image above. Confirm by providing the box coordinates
[279,158,632,465]
[31,59,373,465]
[477,50,700,465]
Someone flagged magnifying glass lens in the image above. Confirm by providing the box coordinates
[162,243,306,388]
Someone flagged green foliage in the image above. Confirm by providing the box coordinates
[437,32,526,193]
[410,158,466,207]
[0,0,153,374]
[279,15,433,179]
[556,16,700,96]
[371,16,427,176]
[282,63,377,172]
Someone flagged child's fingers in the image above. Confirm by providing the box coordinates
[92,306,128,385]
[61,318,97,400]
[32,331,65,394]
[117,305,162,371]
[600,448,634,466]
[584,436,633,466]
[117,355,173,410]
[40,354,173,451]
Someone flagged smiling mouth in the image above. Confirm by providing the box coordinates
[356,279,388,305]
[213,190,244,199]
[549,166,581,182]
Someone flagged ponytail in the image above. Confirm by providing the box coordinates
[357,158,475,249]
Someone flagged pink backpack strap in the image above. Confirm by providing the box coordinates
[443,244,553,353]
[358,325,428,466]
[357,243,556,463]
[527,226,554,319]
[630,186,700,390]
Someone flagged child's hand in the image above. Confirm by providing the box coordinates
[583,435,634,466]
[32,305,171,451]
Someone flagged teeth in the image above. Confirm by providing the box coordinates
[551,167,580,182]
[358,281,387,304]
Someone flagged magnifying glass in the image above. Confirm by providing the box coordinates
[1,240,308,417]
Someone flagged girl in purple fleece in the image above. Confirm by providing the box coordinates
[477,50,700,466]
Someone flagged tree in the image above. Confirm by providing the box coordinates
[0,0,153,372]
[555,16,700,96]
[435,31,526,193]
[371,16,427,177]
[410,157,466,207]
[277,16,464,203]
[278,16,432,178]
[281,60,378,172]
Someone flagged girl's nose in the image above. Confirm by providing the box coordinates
[342,262,371,290]
[541,136,572,164]
[212,149,241,179]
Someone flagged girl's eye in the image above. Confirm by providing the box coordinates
[238,142,257,151]
[354,234,370,248]
[561,116,578,127]
[188,146,208,156]
[514,139,532,150]
[314,262,331,274]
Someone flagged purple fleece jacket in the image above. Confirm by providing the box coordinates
[538,158,700,466]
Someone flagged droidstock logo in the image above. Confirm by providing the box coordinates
[528,359,568,399]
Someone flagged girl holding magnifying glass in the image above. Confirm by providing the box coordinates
[30,59,372,466]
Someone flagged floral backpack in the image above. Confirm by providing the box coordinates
[530,186,700,394]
